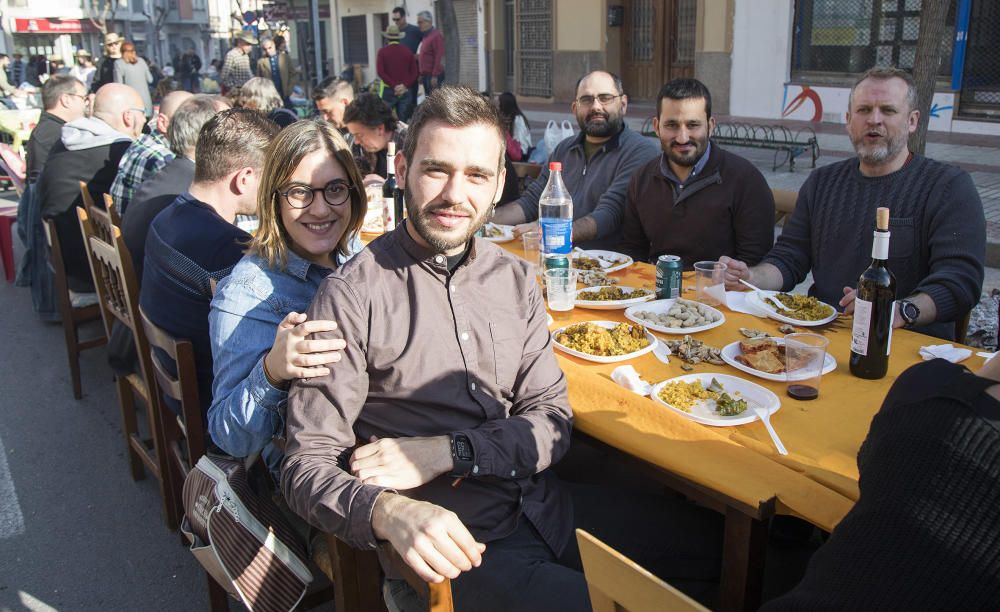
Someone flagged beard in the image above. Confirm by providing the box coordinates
[405,189,492,253]
[851,129,907,166]
[578,109,624,138]
[663,136,709,168]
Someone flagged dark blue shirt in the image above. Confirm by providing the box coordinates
[400,23,423,54]
[268,54,283,97]
[140,193,251,418]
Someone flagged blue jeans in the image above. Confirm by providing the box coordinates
[421,72,444,97]
[382,88,415,122]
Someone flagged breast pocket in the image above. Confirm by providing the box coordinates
[888,217,915,260]
[489,321,526,391]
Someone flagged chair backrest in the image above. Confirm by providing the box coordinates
[772,188,797,226]
[139,304,209,475]
[576,529,707,612]
[0,144,25,196]
[77,207,117,339]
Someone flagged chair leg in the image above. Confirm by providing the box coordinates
[116,377,146,482]
[206,574,231,612]
[146,396,180,532]
[64,321,83,400]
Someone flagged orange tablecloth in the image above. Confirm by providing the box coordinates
[501,241,976,532]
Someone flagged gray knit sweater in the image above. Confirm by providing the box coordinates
[763,155,985,339]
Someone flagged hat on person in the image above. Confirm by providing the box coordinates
[104,32,124,45]
[382,24,404,40]
[235,31,258,46]
[76,49,92,57]
[47,54,64,63]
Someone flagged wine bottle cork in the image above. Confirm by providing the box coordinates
[387,141,396,156]
[876,207,890,231]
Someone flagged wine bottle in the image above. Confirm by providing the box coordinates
[382,142,398,231]
[850,207,897,379]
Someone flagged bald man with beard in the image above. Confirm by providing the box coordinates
[110,89,193,216]
[38,82,147,292]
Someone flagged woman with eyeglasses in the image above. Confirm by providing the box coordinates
[208,120,366,473]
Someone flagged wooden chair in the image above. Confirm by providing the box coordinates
[324,535,453,612]
[513,161,543,194]
[42,216,106,399]
[772,188,797,226]
[576,529,708,612]
[77,207,179,531]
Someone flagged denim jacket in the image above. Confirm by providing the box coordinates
[208,240,359,472]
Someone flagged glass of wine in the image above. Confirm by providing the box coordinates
[785,333,830,401]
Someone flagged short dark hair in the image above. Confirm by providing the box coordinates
[574,70,624,98]
[392,6,406,16]
[167,94,220,157]
[343,92,397,131]
[194,108,279,184]
[42,74,84,110]
[402,85,505,172]
[850,66,918,113]
[657,78,713,120]
[313,76,353,102]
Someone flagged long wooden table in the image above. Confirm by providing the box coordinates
[500,241,977,610]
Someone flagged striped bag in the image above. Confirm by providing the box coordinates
[182,455,313,612]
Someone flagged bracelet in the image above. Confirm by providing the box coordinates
[262,355,290,390]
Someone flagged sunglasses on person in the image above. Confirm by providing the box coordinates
[278,180,355,208]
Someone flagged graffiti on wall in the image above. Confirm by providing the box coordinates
[780,84,956,131]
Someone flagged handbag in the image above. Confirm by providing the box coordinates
[182,454,314,612]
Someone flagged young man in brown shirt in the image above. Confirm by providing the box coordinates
[282,86,590,610]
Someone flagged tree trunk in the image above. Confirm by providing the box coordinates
[908,0,951,155]
[439,0,461,87]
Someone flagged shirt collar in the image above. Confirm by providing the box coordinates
[284,247,334,280]
[660,140,712,185]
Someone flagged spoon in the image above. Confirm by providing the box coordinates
[739,278,793,311]
[752,404,788,455]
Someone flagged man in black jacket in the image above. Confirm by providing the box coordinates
[90,33,123,93]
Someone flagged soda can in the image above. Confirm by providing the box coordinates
[656,255,683,299]
[543,253,570,272]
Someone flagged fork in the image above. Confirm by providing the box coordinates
[752,404,788,455]
[739,279,793,311]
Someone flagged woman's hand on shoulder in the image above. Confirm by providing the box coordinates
[263,312,347,385]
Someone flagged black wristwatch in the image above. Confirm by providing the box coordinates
[448,433,475,478]
[898,299,920,328]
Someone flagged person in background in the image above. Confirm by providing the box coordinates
[719,66,985,340]
[37,83,145,293]
[762,356,1000,610]
[492,70,659,251]
[376,24,418,122]
[239,76,297,128]
[17,75,89,317]
[313,77,354,136]
[139,109,279,419]
[113,42,154,117]
[497,91,531,161]
[257,36,297,107]
[343,92,407,180]
[392,6,422,108]
[416,10,444,95]
[110,90,193,216]
[209,119,365,477]
[91,33,123,92]
[69,50,96,90]
[0,54,25,108]
[9,52,26,87]
[177,49,202,93]
[220,31,257,94]
[618,78,774,267]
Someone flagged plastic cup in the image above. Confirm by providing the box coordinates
[544,268,578,312]
[784,333,830,401]
[693,261,727,306]
[522,231,541,279]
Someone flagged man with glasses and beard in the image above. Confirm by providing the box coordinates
[720,67,985,340]
[618,78,774,267]
[491,70,658,250]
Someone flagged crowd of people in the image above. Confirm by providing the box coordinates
[11,16,1000,610]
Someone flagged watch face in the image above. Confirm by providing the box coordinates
[902,301,919,322]
[455,437,473,460]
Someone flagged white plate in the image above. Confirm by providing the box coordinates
[574,286,655,310]
[650,373,780,427]
[551,320,658,363]
[624,299,726,334]
[481,223,515,243]
[572,250,633,274]
[745,291,839,327]
[720,338,837,382]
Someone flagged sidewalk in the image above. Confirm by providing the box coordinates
[518,100,1000,267]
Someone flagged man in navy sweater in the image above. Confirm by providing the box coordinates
[721,67,985,340]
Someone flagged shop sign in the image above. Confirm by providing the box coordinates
[14,18,101,34]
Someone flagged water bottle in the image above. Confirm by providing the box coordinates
[539,161,573,257]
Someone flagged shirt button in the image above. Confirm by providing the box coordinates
[461,332,469,341]
[470,382,477,391]
[450,285,456,292]
[473,465,479,474]
[434,255,445,264]
[510,470,516,477]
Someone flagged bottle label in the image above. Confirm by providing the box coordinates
[851,298,873,356]
[382,196,395,231]
[540,218,572,254]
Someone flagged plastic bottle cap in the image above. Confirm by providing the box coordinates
[549,162,562,172]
